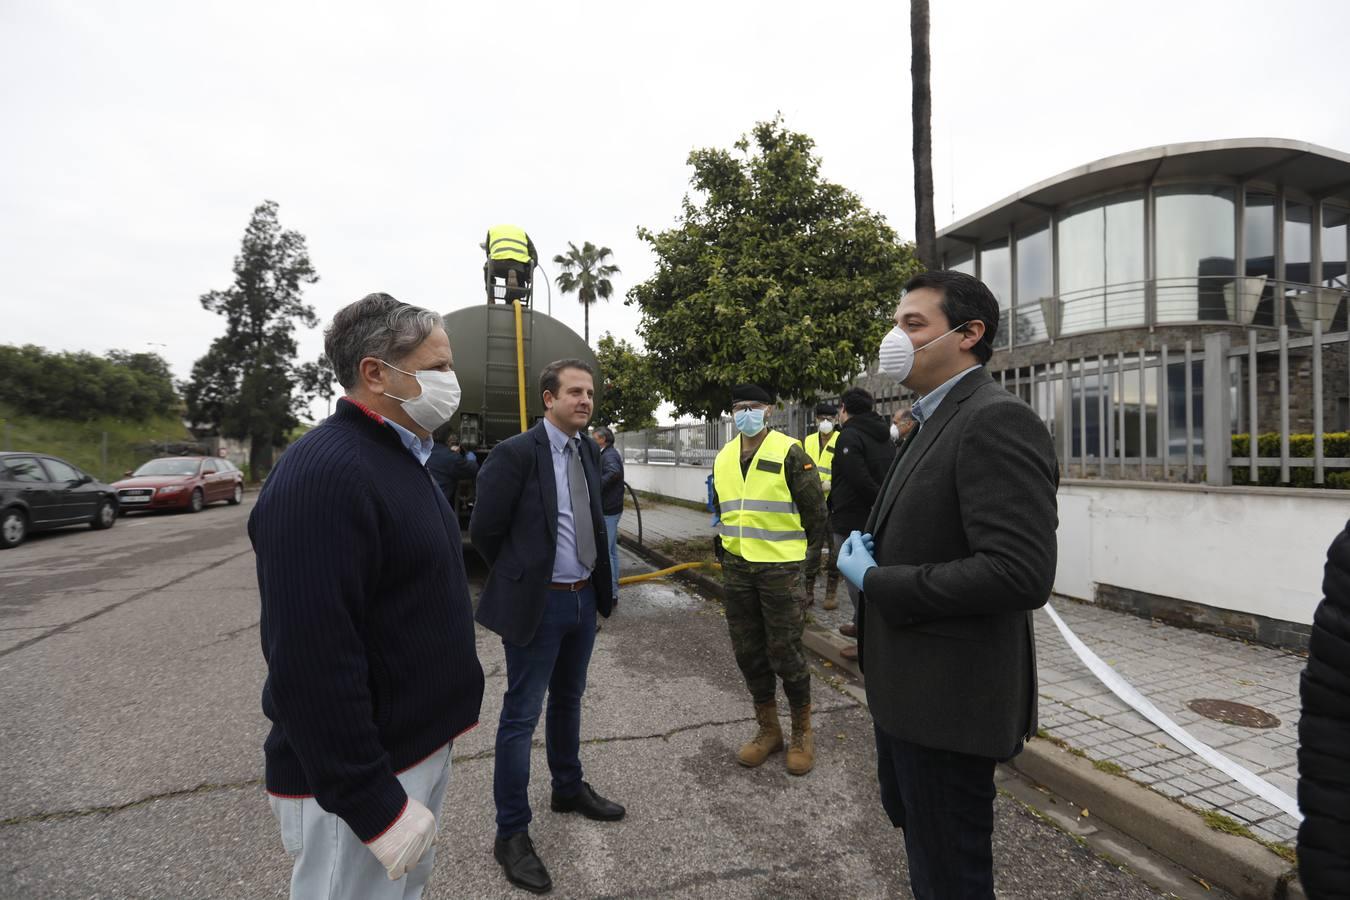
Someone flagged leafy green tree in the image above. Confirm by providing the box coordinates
[183,200,321,478]
[629,117,923,419]
[553,241,620,345]
[0,344,178,420]
[593,333,661,431]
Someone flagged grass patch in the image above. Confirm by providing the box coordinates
[1034,730,1090,760]
[628,489,709,513]
[0,402,191,482]
[650,537,719,566]
[1092,759,1127,777]
[1198,809,1297,864]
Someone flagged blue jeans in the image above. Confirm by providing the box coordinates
[494,585,598,837]
[874,724,997,900]
[603,513,622,597]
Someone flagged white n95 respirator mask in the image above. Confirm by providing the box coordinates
[876,322,969,382]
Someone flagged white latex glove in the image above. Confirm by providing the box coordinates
[821,479,831,493]
[366,797,437,880]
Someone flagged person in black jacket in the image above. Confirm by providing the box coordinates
[427,425,478,511]
[837,271,1058,900]
[828,387,895,661]
[592,425,625,600]
[1298,518,1350,899]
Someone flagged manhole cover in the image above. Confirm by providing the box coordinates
[1187,698,1281,729]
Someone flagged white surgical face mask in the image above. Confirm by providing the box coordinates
[818,419,834,435]
[877,321,969,383]
[380,361,462,433]
[889,423,901,443]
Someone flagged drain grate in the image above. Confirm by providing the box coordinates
[1187,698,1281,729]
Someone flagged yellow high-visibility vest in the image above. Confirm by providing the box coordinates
[804,430,837,494]
[713,429,808,563]
[487,224,532,263]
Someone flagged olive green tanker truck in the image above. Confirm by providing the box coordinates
[440,300,601,523]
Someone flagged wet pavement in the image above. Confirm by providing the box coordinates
[1,496,1191,898]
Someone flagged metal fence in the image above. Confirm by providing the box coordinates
[616,326,1350,489]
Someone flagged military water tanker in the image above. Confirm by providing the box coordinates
[442,301,601,453]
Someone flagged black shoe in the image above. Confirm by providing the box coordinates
[550,781,626,821]
[493,831,552,894]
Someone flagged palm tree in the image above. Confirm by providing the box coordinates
[553,241,620,345]
[912,0,937,269]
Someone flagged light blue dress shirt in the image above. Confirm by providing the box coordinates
[543,417,593,583]
[385,418,435,466]
[912,364,982,429]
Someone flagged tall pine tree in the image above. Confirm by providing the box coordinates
[184,201,323,478]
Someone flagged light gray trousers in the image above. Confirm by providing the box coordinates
[268,744,453,900]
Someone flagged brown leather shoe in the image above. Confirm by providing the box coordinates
[840,644,858,661]
[839,623,857,638]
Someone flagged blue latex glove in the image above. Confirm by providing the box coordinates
[837,530,877,591]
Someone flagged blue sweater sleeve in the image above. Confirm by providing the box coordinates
[252,440,407,841]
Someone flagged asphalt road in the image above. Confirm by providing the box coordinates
[1,495,1192,898]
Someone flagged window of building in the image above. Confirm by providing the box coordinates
[1285,202,1312,283]
[946,246,974,275]
[980,239,1011,349]
[1154,185,1236,323]
[1243,192,1277,326]
[1323,206,1349,333]
[1320,205,1347,289]
[1244,192,1276,275]
[1057,192,1145,335]
[1015,223,1052,344]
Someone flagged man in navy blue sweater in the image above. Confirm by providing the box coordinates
[471,359,620,895]
[251,293,484,900]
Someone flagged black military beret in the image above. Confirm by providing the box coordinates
[731,383,773,405]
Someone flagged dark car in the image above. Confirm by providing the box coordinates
[113,456,244,514]
[1,452,120,549]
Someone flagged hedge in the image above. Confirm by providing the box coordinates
[1230,432,1350,489]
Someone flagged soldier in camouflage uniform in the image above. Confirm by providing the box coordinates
[713,384,828,775]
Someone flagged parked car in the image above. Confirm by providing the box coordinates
[113,456,244,514]
[1,452,120,549]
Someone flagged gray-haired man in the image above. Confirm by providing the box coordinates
[251,292,484,899]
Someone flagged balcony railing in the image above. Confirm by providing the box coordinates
[1020,277,1348,346]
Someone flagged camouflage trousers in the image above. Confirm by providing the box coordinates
[801,527,836,588]
[721,553,810,709]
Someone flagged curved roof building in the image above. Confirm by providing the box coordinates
[936,138,1350,363]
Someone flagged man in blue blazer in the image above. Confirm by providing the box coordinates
[470,358,620,895]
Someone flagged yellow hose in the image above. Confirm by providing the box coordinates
[512,299,527,433]
[618,561,721,585]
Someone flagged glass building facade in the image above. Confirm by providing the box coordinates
[934,140,1350,464]
[938,141,1350,346]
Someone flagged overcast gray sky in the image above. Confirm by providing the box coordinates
[4,0,1349,421]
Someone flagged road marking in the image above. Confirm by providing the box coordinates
[1043,603,1301,821]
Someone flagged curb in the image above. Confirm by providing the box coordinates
[1009,741,1302,900]
[618,533,1303,900]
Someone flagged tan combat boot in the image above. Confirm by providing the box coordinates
[822,573,840,611]
[786,704,815,775]
[737,702,784,767]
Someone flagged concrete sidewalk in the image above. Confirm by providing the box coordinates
[617,496,1305,852]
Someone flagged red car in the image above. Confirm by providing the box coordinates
[113,456,244,514]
